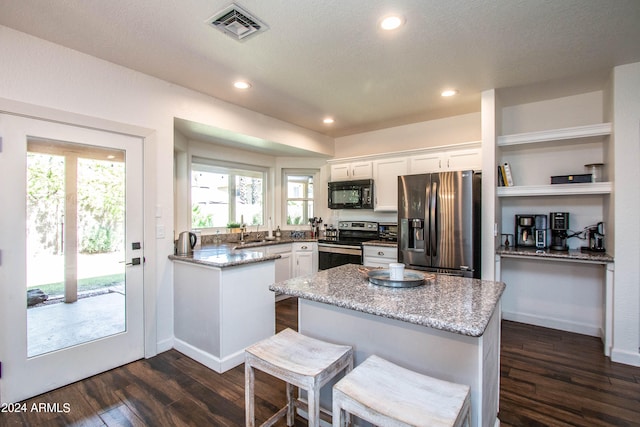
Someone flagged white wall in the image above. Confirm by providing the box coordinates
[334,112,481,158]
[611,62,640,366]
[0,25,334,354]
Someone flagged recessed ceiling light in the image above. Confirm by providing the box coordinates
[233,81,251,89]
[441,89,459,97]
[380,15,404,30]
[323,118,335,124]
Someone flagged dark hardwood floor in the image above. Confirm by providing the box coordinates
[2,298,639,426]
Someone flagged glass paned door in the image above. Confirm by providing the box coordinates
[0,114,144,404]
[26,140,127,357]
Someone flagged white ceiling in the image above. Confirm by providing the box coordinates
[1,0,640,138]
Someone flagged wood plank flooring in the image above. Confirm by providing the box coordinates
[2,297,639,426]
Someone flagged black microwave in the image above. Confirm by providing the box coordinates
[328,179,374,209]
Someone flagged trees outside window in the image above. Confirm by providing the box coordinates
[284,170,316,225]
[191,159,266,229]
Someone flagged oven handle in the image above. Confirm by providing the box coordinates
[318,244,361,256]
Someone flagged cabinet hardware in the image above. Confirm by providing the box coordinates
[378,251,384,255]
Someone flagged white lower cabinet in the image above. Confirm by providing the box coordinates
[293,242,318,277]
[363,245,398,268]
[266,244,293,283]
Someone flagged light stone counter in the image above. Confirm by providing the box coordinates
[270,263,505,337]
[270,264,505,427]
[168,238,316,268]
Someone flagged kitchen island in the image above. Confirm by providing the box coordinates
[270,264,505,427]
[169,245,280,373]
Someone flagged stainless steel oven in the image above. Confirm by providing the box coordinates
[318,221,378,270]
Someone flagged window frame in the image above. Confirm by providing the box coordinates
[191,156,267,231]
[282,168,318,228]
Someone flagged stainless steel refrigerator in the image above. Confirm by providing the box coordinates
[398,170,481,278]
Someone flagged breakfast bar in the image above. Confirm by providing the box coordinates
[270,264,506,427]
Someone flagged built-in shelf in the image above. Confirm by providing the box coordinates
[497,123,612,147]
[497,182,612,197]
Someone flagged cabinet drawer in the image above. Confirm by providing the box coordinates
[266,243,292,254]
[293,242,316,252]
[363,246,397,260]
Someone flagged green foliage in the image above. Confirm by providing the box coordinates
[27,273,125,297]
[28,153,126,255]
[287,215,303,225]
[27,153,65,254]
[192,204,213,228]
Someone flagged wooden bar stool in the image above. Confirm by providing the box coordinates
[332,355,471,427]
[245,328,353,427]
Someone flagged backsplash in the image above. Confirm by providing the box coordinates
[198,230,312,246]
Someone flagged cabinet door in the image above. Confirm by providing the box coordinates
[410,153,443,174]
[330,163,351,181]
[373,158,408,211]
[351,161,373,179]
[445,148,481,171]
[294,251,313,276]
[274,252,292,282]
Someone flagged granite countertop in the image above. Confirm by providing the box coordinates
[362,240,398,247]
[496,245,613,263]
[168,238,317,268]
[270,264,505,337]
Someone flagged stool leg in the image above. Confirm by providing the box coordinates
[331,394,342,427]
[308,385,320,427]
[245,362,255,427]
[286,382,295,426]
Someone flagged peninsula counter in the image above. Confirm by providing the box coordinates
[270,264,506,427]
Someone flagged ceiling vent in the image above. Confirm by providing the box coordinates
[206,3,268,41]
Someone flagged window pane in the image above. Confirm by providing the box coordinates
[287,201,304,225]
[191,171,229,228]
[284,172,315,226]
[236,175,263,225]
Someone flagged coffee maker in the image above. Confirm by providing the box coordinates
[584,222,605,252]
[515,215,538,247]
[535,215,548,249]
[550,212,569,251]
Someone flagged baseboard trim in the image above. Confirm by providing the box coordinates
[173,339,244,373]
[611,348,640,367]
[156,337,174,354]
[501,311,600,337]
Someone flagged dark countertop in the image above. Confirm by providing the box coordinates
[496,245,613,264]
[270,264,506,337]
[168,239,317,268]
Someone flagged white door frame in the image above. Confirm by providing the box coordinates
[0,98,158,402]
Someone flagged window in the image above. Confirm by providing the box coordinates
[191,158,266,229]
[284,170,316,226]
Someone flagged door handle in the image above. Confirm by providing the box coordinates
[120,257,142,266]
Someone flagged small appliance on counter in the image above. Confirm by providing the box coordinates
[534,215,548,249]
[515,215,543,247]
[550,212,569,251]
[176,231,197,255]
[582,222,606,252]
[323,224,338,241]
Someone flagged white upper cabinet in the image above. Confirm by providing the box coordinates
[330,161,372,181]
[373,157,408,211]
[410,148,481,174]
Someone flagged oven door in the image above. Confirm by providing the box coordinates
[318,243,362,270]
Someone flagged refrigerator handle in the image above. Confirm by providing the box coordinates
[430,180,437,256]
